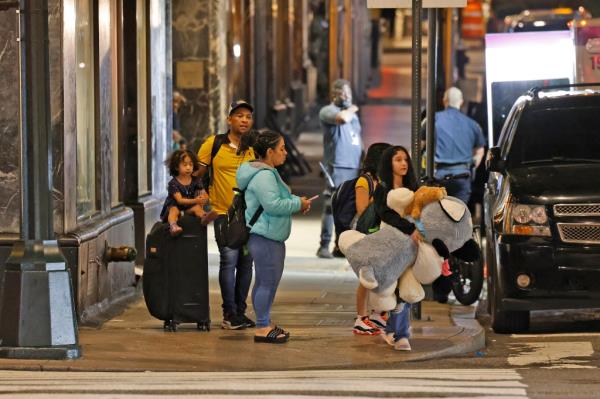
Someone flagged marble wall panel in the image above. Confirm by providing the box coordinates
[172,0,227,150]
[0,8,21,235]
[172,0,210,150]
[208,0,227,136]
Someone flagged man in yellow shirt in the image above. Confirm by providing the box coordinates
[197,100,256,330]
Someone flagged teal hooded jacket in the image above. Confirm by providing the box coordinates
[236,160,302,242]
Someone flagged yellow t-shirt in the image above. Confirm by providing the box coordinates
[355,175,376,203]
[198,135,255,214]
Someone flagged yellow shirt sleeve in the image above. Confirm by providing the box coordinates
[197,135,216,166]
[355,176,370,192]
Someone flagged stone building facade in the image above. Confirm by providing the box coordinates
[0,0,376,321]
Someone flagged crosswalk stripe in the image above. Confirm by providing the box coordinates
[0,369,528,398]
[507,341,595,368]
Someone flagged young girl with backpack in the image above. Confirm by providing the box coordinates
[160,150,218,236]
[373,145,420,351]
[352,143,393,336]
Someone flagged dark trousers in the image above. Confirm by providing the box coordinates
[434,168,471,204]
[214,216,253,318]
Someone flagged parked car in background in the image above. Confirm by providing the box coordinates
[504,7,591,32]
[484,84,600,333]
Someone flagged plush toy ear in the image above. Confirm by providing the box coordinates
[451,238,480,262]
[339,230,366,255]
[440,198,466,222]
[432,239,450,259]
[387,188,414,216]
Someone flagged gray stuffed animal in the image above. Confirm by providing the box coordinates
[339,187,474,310]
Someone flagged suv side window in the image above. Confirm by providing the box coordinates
[498,102,525,159]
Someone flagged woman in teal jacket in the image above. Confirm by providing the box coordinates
[236,130,311,343]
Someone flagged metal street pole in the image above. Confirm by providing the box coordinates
[410,0,422,175]
[426,8,438,179]
[0,0,80,359]
[410,0,423,321]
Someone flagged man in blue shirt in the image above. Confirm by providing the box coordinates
[428,87,485,304]
[432,87,485,204]
[317,79,363,258]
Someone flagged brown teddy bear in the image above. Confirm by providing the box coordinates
[404,186,447,220]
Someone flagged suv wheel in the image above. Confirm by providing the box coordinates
[490,271,529,333]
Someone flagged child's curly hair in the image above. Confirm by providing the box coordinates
[166,150,200,177]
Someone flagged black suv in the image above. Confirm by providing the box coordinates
[484,85,600,333]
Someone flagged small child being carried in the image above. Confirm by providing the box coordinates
[160,150,219,236]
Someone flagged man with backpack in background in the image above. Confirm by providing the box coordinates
[316,79,363,259]
[197,100,256,330]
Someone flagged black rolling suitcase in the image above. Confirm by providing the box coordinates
[143,215,211,331]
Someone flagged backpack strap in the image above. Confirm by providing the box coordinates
[248,206,264,226]
[210,133,229,165]
[204,133,229,189]
[239,168,270,227]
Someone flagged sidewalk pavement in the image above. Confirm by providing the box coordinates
[0,130,484,372]
[0,250,484,372]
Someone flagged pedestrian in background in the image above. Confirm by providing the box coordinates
[197,100,256,330]
[317,79,363,259]
[373,146,420,351]
[172,91,186,150]
[428,87,485,304]
[430,87,485,204]
[236,131,312,343]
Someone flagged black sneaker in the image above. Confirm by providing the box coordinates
[331,246,345,258]
[239,314,256,328]
[221,314,247,330]
[316,247,334,259]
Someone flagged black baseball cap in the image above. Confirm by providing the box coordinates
[228,100,254,115]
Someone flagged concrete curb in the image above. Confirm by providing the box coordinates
[397,304,485,363]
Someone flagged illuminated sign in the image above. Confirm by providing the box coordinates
[485,31,574,145]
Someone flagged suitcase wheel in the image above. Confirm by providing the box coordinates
[164,320,178,332]
[197,321,211,332]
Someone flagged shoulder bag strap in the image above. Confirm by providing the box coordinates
[242,168,269,227]
[363,173,375,198]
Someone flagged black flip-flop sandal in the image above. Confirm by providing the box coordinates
[254,326,289,344]
[274,326,290,337]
